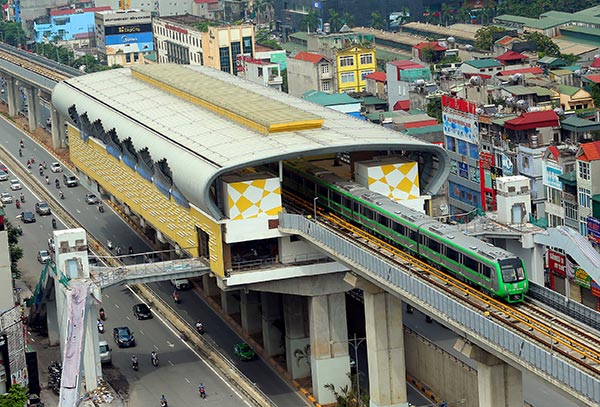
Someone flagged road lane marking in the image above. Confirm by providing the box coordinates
[114,303,119,309]
[139,330,144,335]
[168,360,174,366]
[167,341,174,348]
[126,316,131,321]
[154,344,159,350]
[127,286,253,407]
[185,378,190,384]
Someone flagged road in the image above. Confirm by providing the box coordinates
[0,116,310,407]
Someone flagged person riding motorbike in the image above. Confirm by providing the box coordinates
[52,218,57,229]
[18,148,22,157]
[26,160,31,169]
[19,193,24,203]
[198,383,206,398]
[97,319,104,334]
[151,351,158,366]
[55,179,60,189]
[45,175,50,185]
[160,395,168,407]
[172,290,179,304]
[131,355,139,370]
[19,139,24,149]
[98,202,104,213]
[59,190,64,200]
[42,161,47,169]
[17,225,22,236]
[15,200,20,209]
[99,308,106,321]
[196,321,204,334]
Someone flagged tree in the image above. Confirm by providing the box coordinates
[560,53,579,65]
[426,97,442,122]
[474,26,506,51]
[328,9,342,32]
[420,44,437,63]
[6,222,23,279]
[456,2,472,23]
[341,13,355,28]
[324,373,369,407]
[525,31,560,57]
[281,69,288,93]
[370,12,385,29]
[0,384,28,407]
[441,3,452,26]
[0,21,26,47]
[303,9,320,32]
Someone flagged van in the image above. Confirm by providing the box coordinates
[63,173,78,187]
[171,278,190,290]
[99,340,112,364]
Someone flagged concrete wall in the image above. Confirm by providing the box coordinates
[278,236,325,264]
[0,232,13,312]
[287,58,319,97]
[404,328,478,407]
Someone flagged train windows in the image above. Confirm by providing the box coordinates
[499,259,525,283]
[409,229,418,242]
[363,207,374,220]
[428,238,440,253]
[463,256,478,272]
[342,197,351,209]
[317,184,328,198]
[447,247,459,262]
[392,221,405,235]
[352,201,359,212]
[482,265,492,279]
[419,235,428,246]
[331,191,342,206]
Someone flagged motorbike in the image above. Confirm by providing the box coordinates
[173,292,180,304]
[15,200,20,209]
[18,148,22,157]
[99,309,106,321]
[98,203,105,213]
[160,400,168,407]
[196,324,204,335]
[52,218,57,229]
[132,359,139,371]
[55,179,60,189]
[59,191,64,200]
[20,194,25,203]
[17,226,23,236]
[97,322,104,334]
[19,140,24,149]
[199,388,206,399]
[39,166,43,176]
[151,354,159,367]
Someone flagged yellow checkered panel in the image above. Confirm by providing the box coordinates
[356,160,420,201]
[224,177,282,220]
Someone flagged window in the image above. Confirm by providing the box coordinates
[361,70,374,80]
[321,64,329,74]
[445,136,455,152]
[578,161,590,180]
[565,201,577,221]
[447,247,459,262]
[339,56,354,67]
[219,47,231,73]
[464,256,478,272]
[321,81,330,92]
[578,187,591,208]
[360,53,373,65]
[341,72,355,83]
[580,216,588,236]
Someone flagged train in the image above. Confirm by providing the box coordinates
[283,160,529,303]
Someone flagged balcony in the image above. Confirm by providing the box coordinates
[268,75,283,85]
[320,71,332,80]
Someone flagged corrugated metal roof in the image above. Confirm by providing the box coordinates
[503,85,554,96]
[132,65,323,134]
[463,59,502,68]
[578,141,600,162]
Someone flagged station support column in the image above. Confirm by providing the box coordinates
[240,290,262,336]
[283,295,310,379]
[24,86,39,130]
[50,107,62,149]
[457,340,523,407]
[309,293,351,405]
[6,77,17,117]
[261,292,284,356]
[220,290,240,315]
[364,290,408,407]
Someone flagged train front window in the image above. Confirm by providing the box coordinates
[500,260,525,283]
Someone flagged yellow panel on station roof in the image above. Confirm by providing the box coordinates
[131,64,324,134]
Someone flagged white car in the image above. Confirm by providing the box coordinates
[0,170,8,181]
[37,250,51,263]
[9,180,21,191]
[1,192,12,204]
[50,162,62,173]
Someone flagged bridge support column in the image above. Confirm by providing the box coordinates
[283,295,310,379]
[46,298,60,347]
[240,290,262,336]
[309,293,351,405]
[221,290,240,315]
[6,77,18,117]
[25,86,39,130]
[201,274,220,296]
[365,290,408,407]
[261,292,283,356]
[458,340,523,407]
[82,302,100,386]
[50,108,61,149]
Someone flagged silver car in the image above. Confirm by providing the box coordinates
[9,179,21,191]
[0,170,8,181]
[1,192,12,204]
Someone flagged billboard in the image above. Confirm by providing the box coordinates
[442,110,478,143]
[105,23,152,35]
[547,249,566,276]
[105,32,153,46]
[543,160,563,189]
[587,217,600,245]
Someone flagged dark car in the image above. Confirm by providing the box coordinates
[113,327,135,348]
[35,201,51,216]
[85,193,99,205]
[233,343,256,361]
[132,303,152,320]
[0,163,8,173]
[20,211,36,223]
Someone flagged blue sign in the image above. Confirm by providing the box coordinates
[458,162,469,179]
[313,2,322,8]
[543,161,563,190]
[105,31,153,46]
[587,217,600,245]
[501,153,513,176]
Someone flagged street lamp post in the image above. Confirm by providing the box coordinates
[348,333,366,406]
[313,196,318,220]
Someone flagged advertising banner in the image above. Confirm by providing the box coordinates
[591,281,600,297]
[547,249,566,277]
[442,109,479,143]
[574,267,591,289]
[105,23,152,35]
[479,151,494,169]
[458,162,469,179]
[587,217,600,245]
[105,32,153,46]
[543,160,563,189]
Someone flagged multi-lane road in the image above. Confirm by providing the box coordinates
[0,116,309,407]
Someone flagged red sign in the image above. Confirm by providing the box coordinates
[441,95,477,114]
[591,281,600,298]
[165,24,188,35]
[547,250,566,277]
[479,151,494,170]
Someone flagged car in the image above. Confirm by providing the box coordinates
[37,250,51,263]
[50,162,62,173]
[88,255,99,266]
[20,211,35,223]
[0,163,8,174]
[132,303,152,320]
[0,170,8,181]
[85,193,99,205]
[1,192,12,204]
[233,343,256,361]
[63,174,78,187]
[171,278,190,290]
[35,201,51,216]
[113,327,135,348]
[9,180,21,191]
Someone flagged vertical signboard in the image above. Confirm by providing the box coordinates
[547,250,566,277]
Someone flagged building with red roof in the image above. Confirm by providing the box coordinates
[576,140,600,233]
[365,72,387,101]
[34,6,112,43]
[287,52,334,97]
[497,67,544,77]
[505,111,559,131]
[495,50,528,66]
[590,58,600,70]
[386,59,430,114]
[412,42,447,63]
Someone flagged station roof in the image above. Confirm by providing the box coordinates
[52,64,447,219]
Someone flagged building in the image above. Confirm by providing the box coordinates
[385,60,430,112]
[237,55,282,90]
[495,50,529,67]
[543,144,578,228]
[191,0,222,20]
[33,6,111,44]
[303,90,362,118]
[558,85,594,111]
[336,46,376,93]
[153,15,254,75]
[364,72,387,102]
[576,141,600,236]
[459,59,504,76]
[95,9,153,66]
[287,52,334,97]
[412,41,446,63]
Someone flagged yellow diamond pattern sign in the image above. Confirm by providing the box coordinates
[224,177,282,220]
[365,162,420,201]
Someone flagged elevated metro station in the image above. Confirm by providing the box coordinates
[51,64,450,405]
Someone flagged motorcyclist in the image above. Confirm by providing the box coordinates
[18,148,22,157]
[17,225,22,235]
[196,321,203,333]
[55,179,60,188]
[52,218,57,229]
[131,355,138,369]
[45,175,49,185]
[15,200,20,209]
[59,190,64,200]
[107,239,113,250]
[98,202,104,213]
[172,289,179,303]
[19,139,24,149]
[99,308,106,321]
[19,193,24,203]
[160,395,167,407]
[97,319,104,333]
[198,383,206,398]
[151,351,158,366]
[39,164,43,175]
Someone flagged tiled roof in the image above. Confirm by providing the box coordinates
[414,42,447,51]
[584,74,600,84]
[390,60,425,70]
[463,59,502,69]
[559,84,581,97]
[303,90,359,106]
[495,35,516,46]
[591,58,600,68]
[365,72,386,82]
[504,111,559,131]
[293,52,325,64]
[393,100,410,111]
[496,50,527,62]
[497,67,544,76]
[578,141,600,162]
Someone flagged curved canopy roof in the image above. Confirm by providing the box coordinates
[52,64,448,219]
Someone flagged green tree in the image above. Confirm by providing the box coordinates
[590,83,600,108]
[6,222,23,279]
[441,3,452,26]
[420,44,437,63]
[525,31,560,57]
[281,69,288,93]
[254,0,274,25]
[560,53,579,65]
[324,373,369,407]
[341,12,355,28]
[0,384,28,407]
[474,26,505,51]
[0,21,26,47]
[370,12,385,29]
[303,9,320,32]
[456,2,472,23]
[328,9,342,32]
[426,96,442,122]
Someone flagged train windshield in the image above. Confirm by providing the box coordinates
[499,259,526,283]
